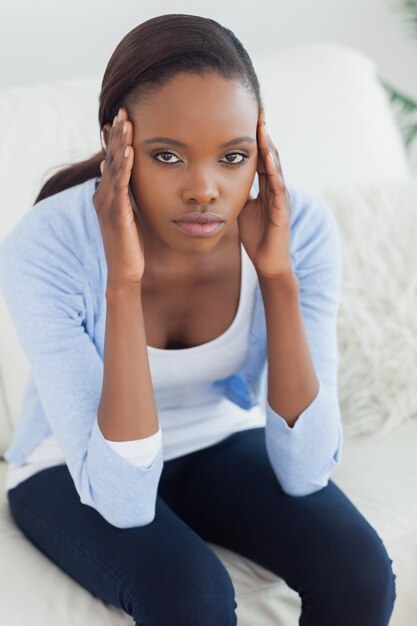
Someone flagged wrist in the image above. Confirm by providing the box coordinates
[258,269,299,293]
[105,281,142,303]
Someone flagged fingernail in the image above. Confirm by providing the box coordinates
[118,108,124,122]
[113,115,118,127]
[122,121,128,135]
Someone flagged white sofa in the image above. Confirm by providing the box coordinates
[1,42,416,625]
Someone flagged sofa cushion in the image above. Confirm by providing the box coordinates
[321,179,417,437]
[331,419,417,626]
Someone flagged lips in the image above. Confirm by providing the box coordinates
[173,221,224,237]
[174,212,224,224]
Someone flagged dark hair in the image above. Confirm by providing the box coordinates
[34,13,263,204]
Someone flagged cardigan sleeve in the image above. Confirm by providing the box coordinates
[105,427,162,468]
[0,210,163,529]
[264,185,344,496]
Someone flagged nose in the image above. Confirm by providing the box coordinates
[182,167,219,205]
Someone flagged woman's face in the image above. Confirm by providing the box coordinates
[125,72,259,257]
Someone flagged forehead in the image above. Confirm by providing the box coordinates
[131,72,257,142]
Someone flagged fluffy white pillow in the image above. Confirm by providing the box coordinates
[253,42,410,196]
[322,180,417,437]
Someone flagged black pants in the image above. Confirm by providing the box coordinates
[8,427,397,625]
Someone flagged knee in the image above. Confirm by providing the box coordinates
[128,553,237,626]
[348,546,397,616]
[183,560,238,626]
[325,529,397,621]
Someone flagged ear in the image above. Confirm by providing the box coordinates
[101,123,112,152]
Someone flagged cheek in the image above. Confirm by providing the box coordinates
[131,157,165,200]
[131,153,150,185]
[233,168,257,200]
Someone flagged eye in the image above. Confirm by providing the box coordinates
[220,152,249,167]
[151,151,182,166]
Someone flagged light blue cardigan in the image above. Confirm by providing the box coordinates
[0,175,343,528]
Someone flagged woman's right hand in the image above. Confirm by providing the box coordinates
[93,107,145,290]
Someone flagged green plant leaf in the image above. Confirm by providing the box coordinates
[380,77,417,149]
[390,0,417,39]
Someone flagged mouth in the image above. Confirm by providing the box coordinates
[172,221,225,237]
[174,211,225,224]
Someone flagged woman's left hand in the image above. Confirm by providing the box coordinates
[237,108,293,280]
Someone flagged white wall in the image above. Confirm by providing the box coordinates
[1,0,417,170]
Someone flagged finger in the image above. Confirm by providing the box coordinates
[104,107,128,171]
[98,109,134,210]
[103,109,131,181]
[257,109,280,168]
[263,129,284,178]
[111,117,132,171]
[267,142,288,199]
[257,116,284,196]
[265,144,283,181]
[113,144,134,197]
[257,111,273,163]
[99,115,118,184]
[256,114,270,183]
[255,109,269,204]
[257,113,287,192]
[106,112,123,168]
[99,145,134,215]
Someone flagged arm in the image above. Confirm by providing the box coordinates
[262,190,344,496]
[99,284,159,441]
[0,212,163,528]
[239,116,342,496]
[259,270,319,428]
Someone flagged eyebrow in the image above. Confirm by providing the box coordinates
[141,135,256,148]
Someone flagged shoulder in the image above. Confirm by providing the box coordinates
[250,173,338,242]
[286,181,338,242]
[285,181,342,284]
[0,177,99,274]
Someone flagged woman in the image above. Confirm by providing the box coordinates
[0,13,396,626]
